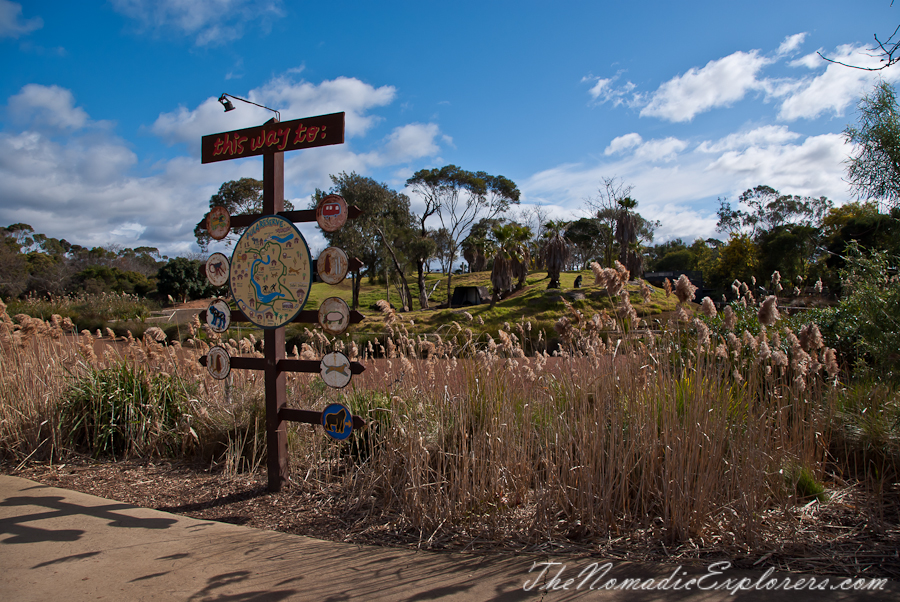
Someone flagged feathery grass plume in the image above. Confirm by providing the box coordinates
[798,324,825,352]
[146,326,167,343]
[674,274,697,304]
[793,286,801,296]
[640,282,652,304]
[751,275,757,286]
[105,328,116,340]
[722,305,736,331]
[614,260,630,283]
[740,281,749,296]
[664,277,672,298]
[815,278,823,293]
[732,280,741,298]
[78,329,97,364]
[605,267,624,296]
[743,329,758,353]
[726,331,742,355]
[771,270,781,286]
[693,318,710,347]
[757,295,780,326]
[775,282,783,294]
[700,296,716,318]
[375,299,398,326]
[824,347,840,377]
[675,303,690,322]
[590,261,604,285]
[617,290,638,328]
[461,311,473,321]
[772,349,788,368]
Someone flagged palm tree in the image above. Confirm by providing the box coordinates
[489,223,532,307]
[541,220,571,289]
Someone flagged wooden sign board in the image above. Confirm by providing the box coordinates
[201,112,345,164]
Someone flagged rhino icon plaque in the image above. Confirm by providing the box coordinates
[318,297,351,335]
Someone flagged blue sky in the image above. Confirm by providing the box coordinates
[2,0,899,257]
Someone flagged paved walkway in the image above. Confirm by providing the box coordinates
[0,475,896,601]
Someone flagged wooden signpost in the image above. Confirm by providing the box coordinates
[197,112,366,492]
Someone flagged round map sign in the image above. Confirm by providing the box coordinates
[320,351,352,389]
[317,247,349,285]
[318,297,351,335]
[229,215,312,329]
[206,299,231,333]
[321,403,353,440]
[207,345,231,380]
[205,253,230,287]
[207,206,231,241]
[316,194,348,233]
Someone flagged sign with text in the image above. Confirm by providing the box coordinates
[201,112,345,164]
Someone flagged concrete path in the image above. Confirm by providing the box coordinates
[0,475,896,601]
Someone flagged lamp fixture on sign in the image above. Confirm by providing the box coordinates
[218,93,281,122]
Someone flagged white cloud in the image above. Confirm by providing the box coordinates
[0,0,41,38]
[776,32,807,57]
[7,84,89,131]
[641,50,773,122]
[604,133,686,162]
[777,44,900,120]
[634,137,688,162]
[604,133,642,155]
[582,73,636,107]
[697,125,800,153]
[367,123,442,166]
[0,80,444,256]
[523,127,852,244]
[109,0,282,46]
[152,76,397,152]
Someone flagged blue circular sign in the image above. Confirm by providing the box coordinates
[321,403,353,440]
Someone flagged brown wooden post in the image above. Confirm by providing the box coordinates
[263,144,289,492]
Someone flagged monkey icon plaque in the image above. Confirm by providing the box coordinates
[205,252,230,287]
[230,215,312,329]
[321,403,353,440]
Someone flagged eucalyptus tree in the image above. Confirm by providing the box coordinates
[845,81,900,209]
[195,178,295,251]
[313,172,415,310]
[407,165,520,306]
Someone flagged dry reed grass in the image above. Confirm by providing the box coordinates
[0,285,856,553]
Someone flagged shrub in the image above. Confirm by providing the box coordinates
[60,361,190,459]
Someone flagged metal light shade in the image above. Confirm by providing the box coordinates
[218,94,236,112]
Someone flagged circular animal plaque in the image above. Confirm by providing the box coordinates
[207,206,231,241]
[321,403,353,440]
[320,351,352,389]
[318,297,351,335]
[317,247,349,285]
[205,253,230,287]
[316,194,348,233]
[206,299,231,333]
[230,215,312,329]
[206,345,231,380]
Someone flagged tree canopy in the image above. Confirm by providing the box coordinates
[845,81,900,209]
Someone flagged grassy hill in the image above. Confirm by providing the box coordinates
[296,268,679,341]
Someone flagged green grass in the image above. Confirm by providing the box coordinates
[311,268,678,340]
